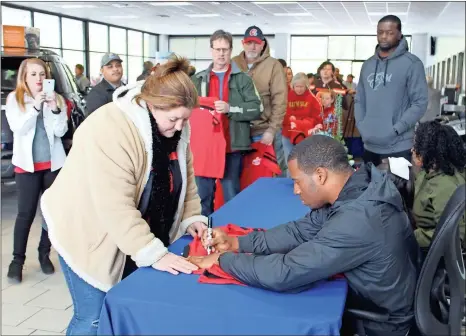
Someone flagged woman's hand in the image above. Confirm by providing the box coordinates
[152,252,198,275]
[186,221,207,238]
[45,91,58,111]
[34,92,46,111]
[188,253,221,269]
[289,115,296,122]
[202,228,239,253]
[290,122,297,130]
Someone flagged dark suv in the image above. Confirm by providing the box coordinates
[1,49,86,182]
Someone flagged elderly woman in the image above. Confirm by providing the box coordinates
[281,72,321,162]
[41,56,207,335]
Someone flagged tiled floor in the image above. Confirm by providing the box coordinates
[2,184,72,335]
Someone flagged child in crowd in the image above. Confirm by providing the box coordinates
[317,89,338,138]
[281,72,321,160]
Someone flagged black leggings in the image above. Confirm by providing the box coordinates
[13,169,59,264]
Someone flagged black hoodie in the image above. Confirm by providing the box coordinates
[220,164,419,336]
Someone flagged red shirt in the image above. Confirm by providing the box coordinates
[183,224,265,286]
[282,90,321,139]
[189,97,226,178]
[15,162,51,174]
[209,66,232,153]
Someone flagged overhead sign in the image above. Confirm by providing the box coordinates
[2,25,40,53]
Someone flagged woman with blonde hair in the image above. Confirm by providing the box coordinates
[40,56,207,335]
[6,58,68,283]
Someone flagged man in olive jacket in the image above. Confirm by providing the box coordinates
[191,29,262,216]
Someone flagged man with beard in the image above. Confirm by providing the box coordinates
[86,53,124,114]
[355,15,428,166]
[232,26,288,175]
[190,135,419,336]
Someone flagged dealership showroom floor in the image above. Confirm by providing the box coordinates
[2,184,71,335]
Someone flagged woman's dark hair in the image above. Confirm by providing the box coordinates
[377,159,416,228]
[317,61,335,74]
[307,73,314,78]
[413,121,466,175]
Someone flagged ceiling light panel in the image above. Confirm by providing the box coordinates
[274,12,312,16]
[148,2,192,6]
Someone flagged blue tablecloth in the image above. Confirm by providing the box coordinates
[98,178,348,335]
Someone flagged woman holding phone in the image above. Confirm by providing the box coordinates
[5,58,68,283]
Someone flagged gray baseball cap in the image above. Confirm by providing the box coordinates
[101,52,123,67]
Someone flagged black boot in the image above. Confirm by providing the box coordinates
[39,252,55,275]
[7,260,23,283]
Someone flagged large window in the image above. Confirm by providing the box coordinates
[33,13,60,49]
[290,35,412,81]
[169,36,275,71]
[2,5,159,86]
[1,6,31,26]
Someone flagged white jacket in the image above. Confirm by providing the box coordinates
[6,92,68,173]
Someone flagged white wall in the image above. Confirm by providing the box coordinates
[410,33,428,66]
[424,35,465,67]
[273,33,290,63]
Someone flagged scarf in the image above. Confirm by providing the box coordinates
[147,111,181,246]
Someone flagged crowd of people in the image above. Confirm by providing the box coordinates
[4,13,465,336]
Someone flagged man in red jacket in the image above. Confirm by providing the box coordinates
[190,30,262,216]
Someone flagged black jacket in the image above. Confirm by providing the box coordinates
[86,79,117,114]
[219,164,419,336]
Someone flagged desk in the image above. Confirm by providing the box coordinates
[98,178,348,335]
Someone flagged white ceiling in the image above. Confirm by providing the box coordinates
[5,1,466,35]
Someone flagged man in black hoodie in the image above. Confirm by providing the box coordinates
[191,135,419,336]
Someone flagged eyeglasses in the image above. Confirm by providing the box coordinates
[211,48,231,54]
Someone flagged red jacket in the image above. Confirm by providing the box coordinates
[282,90,321,139]
[189,97,226,178]
[240,142,281,190]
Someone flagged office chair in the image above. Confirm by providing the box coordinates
[346,184,466,336]
[415,183,465,336]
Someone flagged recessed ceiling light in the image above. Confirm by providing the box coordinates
[112,3,139,8]
[210,1,221,4]
[367,12,407,15]
[274,12,312,16]
[56,4,97,8]
[185,13,220,17]
[253,1,298,4]
[291,22,323,25]
[105,15,139,19]
[148,2,192,6]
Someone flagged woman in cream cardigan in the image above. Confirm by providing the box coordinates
[41,57,207,336]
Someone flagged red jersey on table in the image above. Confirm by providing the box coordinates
[240,142,281,191]
[282,89,320,140]
[189,96,226,178]
[182,224,265,286]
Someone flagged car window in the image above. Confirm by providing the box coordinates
[62,63,80,93]
[47,61,70,94]
[1,57,25,90]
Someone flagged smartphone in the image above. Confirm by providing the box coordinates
[42,79,55,99]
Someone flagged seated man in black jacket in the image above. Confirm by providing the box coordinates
[190,135,419,336]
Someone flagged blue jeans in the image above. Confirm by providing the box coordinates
[281,135,294,177]
[195,152,243,216]
[252,131,287,177]
[59,256,106,336]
